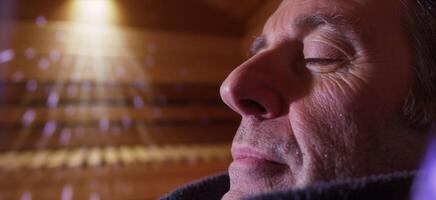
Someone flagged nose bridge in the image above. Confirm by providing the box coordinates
[220,48,295,119]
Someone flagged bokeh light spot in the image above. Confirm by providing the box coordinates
[35,16,47,27]
[133,96,144,109]
[61,185,73,200]
[38,58,50,70]
[60,129,72,145]
[20,191,32,200]
[0,49,14,64]
[25,48,36,59]
[22,109,36,127]
[43,121,57,137]
[26,79,38,92]
[12,71,24,83]
[47,91,60,108]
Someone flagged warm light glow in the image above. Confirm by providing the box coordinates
[68,0,118,25]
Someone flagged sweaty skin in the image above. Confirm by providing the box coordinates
[220,0,427,199]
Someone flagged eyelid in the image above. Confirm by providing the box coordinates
[303,40,351,62]
[304,30,356,59]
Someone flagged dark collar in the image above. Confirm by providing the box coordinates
[161,171,416,200]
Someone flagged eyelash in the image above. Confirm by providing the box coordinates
[304,58,345,65]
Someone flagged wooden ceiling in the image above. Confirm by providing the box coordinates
[0,0,268,36]
[202,0,266,22]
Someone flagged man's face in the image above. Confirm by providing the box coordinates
[220,0,426,199]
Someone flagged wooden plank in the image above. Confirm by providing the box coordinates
[0,105,238,124]
[0,56,236,84]
[0,144,231,170]
[0,0,245,36]
[0,21,242,57]
[0,82,222,105]
[0,124,237,150]
[0,159,231,200]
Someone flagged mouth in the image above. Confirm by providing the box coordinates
[231,146,287,168]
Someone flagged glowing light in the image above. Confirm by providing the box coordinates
[61,185,73,200]
[25,48,36,59]
[99,117,110,132]
[35,16,47,27]
[20,191,32,200]
[121,115,132,128]
[47,91,60,108]
[12,71,24,83]
[26,79,38,92]
[0,49,14,64]
[22,109,36,127]
[50,50,61,61]
[90,192,100,200]
[133,96,144,109]
[38,58,50,70]
[68,0,118,25]
[43,121,57,137]
[60,129,72,145]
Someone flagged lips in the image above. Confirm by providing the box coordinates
[232,146,286,165]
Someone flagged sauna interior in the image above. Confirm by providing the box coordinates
[0,0,281,199]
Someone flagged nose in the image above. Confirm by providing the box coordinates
[220,49,297,120]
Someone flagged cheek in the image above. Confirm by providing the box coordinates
[287,72,380,178]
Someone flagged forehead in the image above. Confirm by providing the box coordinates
[264,0,403,37]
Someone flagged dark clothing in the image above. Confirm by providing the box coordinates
[161,172,415,200]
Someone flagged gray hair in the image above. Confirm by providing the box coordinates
[402,0,436,132]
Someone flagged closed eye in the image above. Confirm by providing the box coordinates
[304,58,345,66]
[304,58,348,73]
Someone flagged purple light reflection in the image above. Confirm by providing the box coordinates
[59,129,72,145]
[413,134,436,200]
[35,16,47,27]
[22,109,36,127]
[50,50,61,62]
[12,71,24,83]
[89,192,100,200]
[122,115,132,128]
[47,91,60,108]
[25,48,36,59]
[38,58,50,70]
[43,121,57,137]
[26,79,38,92]
[0,49,14,64]
[99,117,110,132]
[20,191,32,200]
[133,96,144,109]
[61,185,73,200]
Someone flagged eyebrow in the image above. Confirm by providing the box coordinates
[249,13,360,56]
[295,12,360,30]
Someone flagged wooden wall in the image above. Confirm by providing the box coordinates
[0,20,241,150]
[0,0,280,199]
[242,0,282,57]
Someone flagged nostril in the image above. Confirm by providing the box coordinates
[239,99,267,116]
